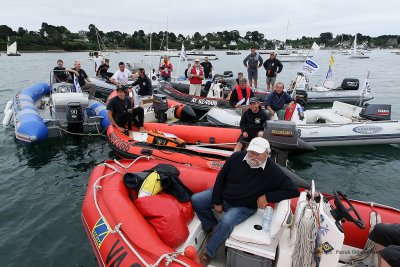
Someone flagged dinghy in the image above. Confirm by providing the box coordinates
[82,156,399,267]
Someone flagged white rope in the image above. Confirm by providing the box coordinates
[292,200,320,267]
[53,124,107,137]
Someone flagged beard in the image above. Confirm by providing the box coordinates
[247,157,265,168]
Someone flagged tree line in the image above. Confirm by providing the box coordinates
[0,23,399,51]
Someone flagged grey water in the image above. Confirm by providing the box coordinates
[0,50,399,266]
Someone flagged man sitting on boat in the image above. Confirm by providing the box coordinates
[110,62,135,87]
[131,68,152,97]
[107,85,145,134]
[69,60,96,99]
[234,97,268,152]
[96,58,113,83]
[369,223,400,267]
[187,59,204,96]
[191,137,299,265]
[159,55,173,82]
[265,82,294,120]
[229,78,255,108]
[53,59,72,82]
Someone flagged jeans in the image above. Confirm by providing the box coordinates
[114,107,144,129]
[191,189,257,258]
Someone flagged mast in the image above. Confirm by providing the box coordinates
[166,16,169,50]
[285,20,290,48]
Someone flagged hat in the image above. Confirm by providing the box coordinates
[116,85,128,91]
[194,59,200,62]
[249,97,259,103]
[270,52,276,55]
[247,137,270,153]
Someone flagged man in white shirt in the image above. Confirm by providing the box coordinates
[110,62,134,87]
[93,51,104,73]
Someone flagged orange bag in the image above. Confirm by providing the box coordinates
[147,129,186,148]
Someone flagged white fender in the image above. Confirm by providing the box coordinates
[2,109,13,127]
[4,99,13,114]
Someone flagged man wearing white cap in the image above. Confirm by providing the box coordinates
[192,137,299,264]
[187,59,204,96]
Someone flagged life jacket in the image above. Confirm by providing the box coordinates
[284,103,296,121]
[147,129,186,148]
[235,85,251,103]
[189,67,203,84]
[160,62,172,77]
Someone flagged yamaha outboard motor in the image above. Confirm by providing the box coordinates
[264,120,315,166]
[153,94,168,123]
[66,102,84,143]
[339,78,359,90]
[359,103,391,121]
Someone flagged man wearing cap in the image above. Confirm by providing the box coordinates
[192,137,299,264]
[265,82,295,120]
[187,59,204,96]
[234,97,268,152]
[263,52,283,91]
[107,86,145,133]
[243,47,263,89]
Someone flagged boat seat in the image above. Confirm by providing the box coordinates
[331,101,363,119]
[52,92,89,109]
[315,110,352,123]
[323,80,335,89]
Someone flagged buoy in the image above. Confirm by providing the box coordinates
[2,109,13,127]
[4,99,13,114]
[183,246,200,263]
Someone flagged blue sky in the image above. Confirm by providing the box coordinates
[2,0,399,40]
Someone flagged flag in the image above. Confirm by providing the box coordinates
[74,75,82,93]
[329,54,335,66]
[360,71,371,96]
[326,54,335,79]
[179,43,187,60]
[300,58,320,76]
[311,42,320,52]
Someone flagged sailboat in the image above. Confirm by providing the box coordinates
[7,39,21,56]
[348,34,369,59]
[87,26,109,59]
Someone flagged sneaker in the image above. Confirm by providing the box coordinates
[199,250,210,266]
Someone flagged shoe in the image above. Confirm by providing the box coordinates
[199,250,210,266]
[139,127,147,133]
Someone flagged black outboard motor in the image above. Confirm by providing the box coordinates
[339,78,359,90]
[359,103,391,121]
[264,120,315,166]
[66,102,84,143]
[153,94,168,123]
[223,71,233,78]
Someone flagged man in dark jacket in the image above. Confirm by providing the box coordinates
[234,97,267,152]
[243,47,263,89]
[263,52,283,91]
[192,137,299,264]
[131,68,153,96]
[265,82,294,120]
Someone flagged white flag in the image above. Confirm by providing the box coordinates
[180,43,187,60]
[361,71,371,96]
[74,75,82,93]
[300,58,320,76]
[311,42,320,52]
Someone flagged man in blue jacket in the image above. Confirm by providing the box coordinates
[265,82,295,120]
[192,137,299,265]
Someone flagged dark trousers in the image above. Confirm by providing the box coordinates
[100,72,113,82]
[115,107,144,129]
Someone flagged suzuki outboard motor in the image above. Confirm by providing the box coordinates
[153,94,168,123]
[359,103,391,121]
[339,78,359,90]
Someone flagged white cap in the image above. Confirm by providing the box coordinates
[247,137,270,153]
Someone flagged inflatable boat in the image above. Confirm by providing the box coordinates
[289,72,373,105]
[3,81,109,143]
[81,157,399,267]
[207,101,400,146]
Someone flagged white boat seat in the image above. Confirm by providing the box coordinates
[332,101,363,119]
[315,110,352,123]
[52,92,89,109]
[323,80,335,89]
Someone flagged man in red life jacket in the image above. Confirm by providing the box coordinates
[188,59,204,96]
[229,78,255,108]
[159,55,173,82]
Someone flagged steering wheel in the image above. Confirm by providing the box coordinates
[333,190,365,229]
[55,84,72,93]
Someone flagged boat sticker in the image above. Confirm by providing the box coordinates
[321,242,334,254]
[352,126,383,134]
[91,217,110,249]
[207,161,224,170]
[271,129,293,137]
[319,224,330,236]
[109,132,131,152]
[190,98,218,106]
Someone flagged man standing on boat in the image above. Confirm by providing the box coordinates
[107,85,145,134]
[192,137,299,265]
[187,59,204,96]
[243,47,263,89]
[159,55,173,82]
[263,52,283,91]
[229,78,254,108]
[69,60,96,98]
[110,62,134,87]
[93,51,104,73]
[131,68,153,97]
[234,97,267,152]
[265,82,294,120]
[201,57,214,79]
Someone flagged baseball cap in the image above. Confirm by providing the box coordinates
[247,137,270,153]
[249,97,259,103]
[116,85,128,91]
[194,59,200,62]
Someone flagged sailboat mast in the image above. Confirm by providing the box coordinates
[166,16,169,50]
[285,20,290,46]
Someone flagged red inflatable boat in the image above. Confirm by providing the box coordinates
[82,157,399,267]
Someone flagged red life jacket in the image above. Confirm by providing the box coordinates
[235,85,251,102]
[160,62,172,77]
[189,67,203,84]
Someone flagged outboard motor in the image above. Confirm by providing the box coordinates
[153,94,168,123]
[339,78,359,90]
[359,103,391,121]
[264,120,315,166]
[66,102,84,143]
[223,71,233,78]
[294,89,307,106]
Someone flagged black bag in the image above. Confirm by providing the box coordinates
[123,171,150,190]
